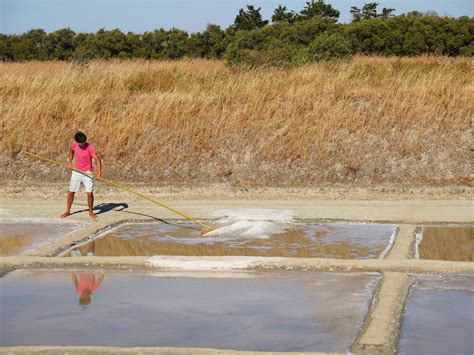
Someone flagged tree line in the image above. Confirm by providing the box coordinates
[1,1,472,65]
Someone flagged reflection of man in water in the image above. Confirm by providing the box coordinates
[71,239,96,257]
[70,240,104,305]
[72,272,104,306]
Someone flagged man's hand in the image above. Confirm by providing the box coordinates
[68,163,73,170]
[92,153,102,179]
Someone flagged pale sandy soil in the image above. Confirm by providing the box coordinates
[0,182,472,223]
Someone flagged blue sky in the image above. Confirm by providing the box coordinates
[1,0,473,34]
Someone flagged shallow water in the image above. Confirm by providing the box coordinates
[398,275,474,355]
[0,221,88,256]
[0,270,379,351]
[418,226,473,261]
[64,222,396,259]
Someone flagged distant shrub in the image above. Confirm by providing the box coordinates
[306,33,353,61]
[460,44,474,56]
[225,38,307,67]
[225,18,337,67]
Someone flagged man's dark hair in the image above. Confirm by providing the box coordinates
[74,131,87,144]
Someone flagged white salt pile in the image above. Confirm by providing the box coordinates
[203,208,297,239]
[210,208,297,222]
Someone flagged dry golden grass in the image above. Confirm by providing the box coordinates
[69,230,378,259]
[0,56,472,185]
[0,234,33,256]
[420,227,473,262]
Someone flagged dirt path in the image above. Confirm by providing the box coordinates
[1,196,472,224]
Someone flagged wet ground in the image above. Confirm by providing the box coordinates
[0,269,379,352]
[63,222,396,259]
[398,275,474,355]
[417,226,473,262]
[0,221,88,256]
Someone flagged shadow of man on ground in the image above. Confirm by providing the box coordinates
[94,202,129,214]
[69,202,176,225]
[69,202,128,216]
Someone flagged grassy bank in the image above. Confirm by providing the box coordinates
[1,57,472,186]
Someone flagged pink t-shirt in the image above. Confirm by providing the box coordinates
[75,273,101,295]
[72,141,96,171]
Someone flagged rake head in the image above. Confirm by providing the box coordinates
[200,228,215,236]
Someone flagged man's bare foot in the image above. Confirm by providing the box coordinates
[89,212,98,220]
[60,211,70,218]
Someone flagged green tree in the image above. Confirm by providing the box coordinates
[350,7,363,22]
[12,29,48,60]
[379,7,396,19]
[345,15,474,56]
[142,29,167,59]
[0,34,13,60]
[127,32,146,58]
[361,2,378,19]
[189,24,227,58]
[299,1,340,21]
[44,28,76,60]
[272,5,297,24]
[234,5,269,31]
[73,29,130,60]
[351,3,395,22]
[161,28,190,59]
[224,17,339,66]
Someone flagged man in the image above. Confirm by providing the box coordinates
[61,131,102,220]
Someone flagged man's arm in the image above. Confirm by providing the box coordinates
[72,274,79,286]
[67,147,74,169]
[96,272,105,286]
[92,153,102,178]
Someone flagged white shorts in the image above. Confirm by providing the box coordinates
[69,171,94,193]
[71,250,95,257]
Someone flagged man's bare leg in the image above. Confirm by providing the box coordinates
[87,240,95,255]
[60,192,75,218]
[87,192,97,220]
